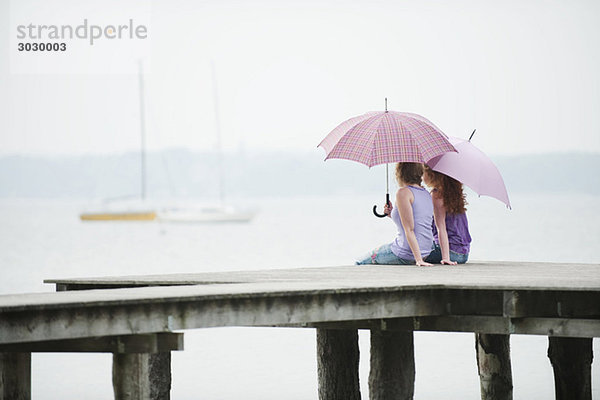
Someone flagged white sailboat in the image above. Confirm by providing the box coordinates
[157,63,256,223]
[80,61,157,221]
[157,204,255,223]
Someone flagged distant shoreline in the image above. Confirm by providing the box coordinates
[1,150,599,198]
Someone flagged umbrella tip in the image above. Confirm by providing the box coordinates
[468,129,476,141]
[385,97,388,113]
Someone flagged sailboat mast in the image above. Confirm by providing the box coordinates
[211,62,225,205]
[138,60,147,201]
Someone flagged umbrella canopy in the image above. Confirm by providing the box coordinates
[426,135,511,208]
[318,111,456,167]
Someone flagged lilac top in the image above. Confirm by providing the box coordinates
[432,212,471,255]
[390,186,434,260]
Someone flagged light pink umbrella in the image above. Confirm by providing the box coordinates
[426,131,511,208]
[318,100,456,217]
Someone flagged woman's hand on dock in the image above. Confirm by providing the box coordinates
[441,259,458,266]
[416,260,434,267]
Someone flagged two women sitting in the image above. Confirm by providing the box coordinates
[356,162,471,266]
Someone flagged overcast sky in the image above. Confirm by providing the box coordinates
[1,0,599,156]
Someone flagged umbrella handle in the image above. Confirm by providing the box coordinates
[372,193,391,218]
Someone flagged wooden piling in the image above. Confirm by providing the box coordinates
[112,352,171,400]
[547,337,592,400]
[0,353,30,400]
[369,330,414,400]
[475,333,513,400]
[316,329,360,400]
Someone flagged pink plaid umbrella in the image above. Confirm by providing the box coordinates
[319,110,455,167]
[318,101,456,217]
[426,131,511,208]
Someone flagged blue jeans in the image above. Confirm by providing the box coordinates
[425,243,469,264]
[355,243,415,265]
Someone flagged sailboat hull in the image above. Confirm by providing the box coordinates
[80,211,157,221]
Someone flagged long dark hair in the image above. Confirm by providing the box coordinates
[424,166,467,214]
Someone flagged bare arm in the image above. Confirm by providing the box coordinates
[432,193,457,265]
[397,188,433,267]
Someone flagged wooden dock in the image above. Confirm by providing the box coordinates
[1,261,598,399]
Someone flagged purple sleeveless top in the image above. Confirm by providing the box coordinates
[390,186,434,260]
[432,212,471,255]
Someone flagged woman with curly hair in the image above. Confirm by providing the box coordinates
[422,165,471,265]
[356,162,434,266]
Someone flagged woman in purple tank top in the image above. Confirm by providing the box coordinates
[422,166,471,265]
[356,163,434,266]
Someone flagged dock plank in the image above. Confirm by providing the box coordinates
[44,261,600,291]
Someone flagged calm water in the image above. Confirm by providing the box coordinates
[1,193,599,399]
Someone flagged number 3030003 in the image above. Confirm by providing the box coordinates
[18,42,66,51]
